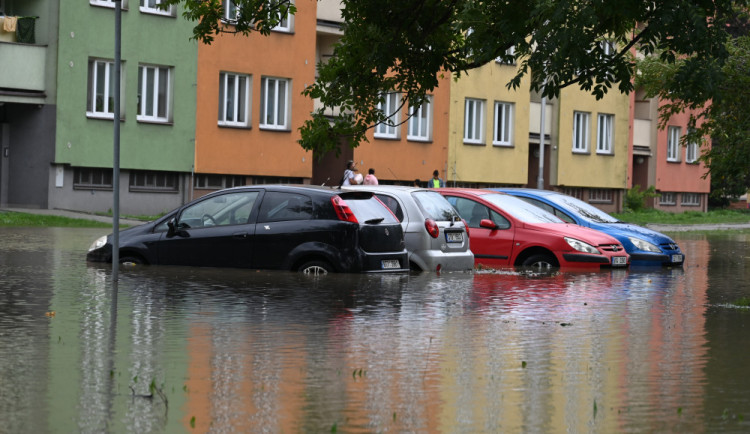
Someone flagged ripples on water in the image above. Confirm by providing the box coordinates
[0,228,749,432]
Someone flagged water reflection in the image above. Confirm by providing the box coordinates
[0,228,748,432]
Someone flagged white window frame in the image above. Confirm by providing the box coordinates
[589,189,613,204]
[686,134,699,163]
[495,45,516,64]
[374,92,400,139]
[681,193,701,206]
[492,101,513,146]
[573,111,590,153]
[140,0,174,16]
[260,76,290,130]
[463,98,485,144]
[91,0,128,8]
[219,72,251,127]
[596,113,614,154]
[269,0,293,32]
[137,64,173,123]
[222,0,240,22]
[667,126,681,162]
[407,96,432,142]
[659,192,677,205]
[87,59,120,119]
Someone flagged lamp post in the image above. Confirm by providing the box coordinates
[112,0,122,279]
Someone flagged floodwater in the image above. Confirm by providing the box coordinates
[1,227,749,433]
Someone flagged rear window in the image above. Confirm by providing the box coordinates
[412,191,460,222]
[343,195,399,224]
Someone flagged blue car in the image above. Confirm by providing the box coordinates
[494,188,685,267]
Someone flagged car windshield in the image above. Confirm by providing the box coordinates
[482,193,563,223]
[545,193,620,223]
[344,195,399,224]
[412,191,460,221]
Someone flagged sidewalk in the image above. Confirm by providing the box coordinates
[646,222,750,232]
[0,207,147,226]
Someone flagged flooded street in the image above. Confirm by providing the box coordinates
[1,227,749,433]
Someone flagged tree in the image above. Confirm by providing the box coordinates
[166,0,742,156]
[637,11,750,203]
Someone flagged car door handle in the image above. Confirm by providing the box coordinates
[233,232,248,239]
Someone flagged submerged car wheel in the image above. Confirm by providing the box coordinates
[521,253,557,270]
[298,260,332,276]
[119,255,144,266]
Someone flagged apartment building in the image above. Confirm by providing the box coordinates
[632,90,710,212]
[192,0,317,198]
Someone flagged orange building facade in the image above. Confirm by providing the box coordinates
[193,0,318,198]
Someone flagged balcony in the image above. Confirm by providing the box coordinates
[0,14,45,98]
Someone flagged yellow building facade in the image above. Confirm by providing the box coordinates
[447,61,531,186]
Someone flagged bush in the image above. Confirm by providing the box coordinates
[624,185,658,212]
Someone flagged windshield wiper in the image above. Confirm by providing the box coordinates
[365,217,385,224]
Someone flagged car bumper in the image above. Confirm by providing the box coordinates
[629,252,685,266]
[86,246,112,263]
[562,253,629,268]
[360,250,410,273]
[410,250,475,272]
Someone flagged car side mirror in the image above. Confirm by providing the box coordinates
[479,219,497,230]
[167,218,176,237]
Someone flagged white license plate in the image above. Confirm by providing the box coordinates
[382,260,400,269]
[446,232,463,243]
[612,256,628,266]
[671,254,684,263]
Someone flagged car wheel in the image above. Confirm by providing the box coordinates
[298,260,332,276]
[119,255,144,266]
[521,253,557,270]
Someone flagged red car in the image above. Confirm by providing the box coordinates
[439,188,629,270]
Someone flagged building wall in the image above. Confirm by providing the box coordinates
[352,74,451,185]
[653,106,710,211]
[447,61,531,185]
[54,2,197,172]
[193,0,317,179]
[556,86,630,190]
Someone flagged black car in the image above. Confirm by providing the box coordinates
[87,185,409,274]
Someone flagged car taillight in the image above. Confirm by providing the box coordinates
[462,218,469,236]
[331,195,358,223]
[425,218,439,238]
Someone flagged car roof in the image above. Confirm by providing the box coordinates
[438,187,500,197]
[493,188,557,197]
[343,185,427,194]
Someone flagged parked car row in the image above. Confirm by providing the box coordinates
[86,184,685,274]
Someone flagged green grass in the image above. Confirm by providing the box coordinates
[612,208,750,226]
[0,211,114,228]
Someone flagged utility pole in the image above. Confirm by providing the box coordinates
[112,0,122,280]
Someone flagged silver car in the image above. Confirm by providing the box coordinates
[344,185,474,272]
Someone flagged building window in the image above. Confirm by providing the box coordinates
[222,0,239,21]
[91,0,128,8]
[269,0,293,32]
[73,168,113,190]
[219,72,251,127]
[686,134,699,163]
[137,64,172,123]
[140,0,174,15]
[681,193,701,206]
[87,59,124,119]
[260,76,290,130]
[492,101,513,146]
[561,187,583,199]
[589,188,613,204]
[194,174,246,189]
[596,114,614,154]
[573,111,590,153]
[495,45,516,64]
[375,92,400,139]
[129,170,178,192]
[407,96,432,142]
[659,192,677,205]
[464,98,485,144]
[251,176,303,185]
[600,40,615,56]
[667,126,681,162]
